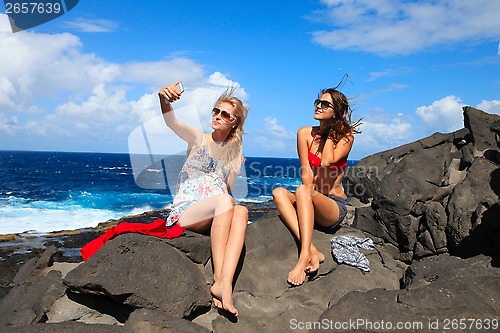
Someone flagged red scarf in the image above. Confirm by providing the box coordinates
[80,218,185,261]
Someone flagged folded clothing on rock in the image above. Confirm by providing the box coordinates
[330,235,376,272]
[80,218,185,261]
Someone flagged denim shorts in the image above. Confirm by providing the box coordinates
[327,194,348,226]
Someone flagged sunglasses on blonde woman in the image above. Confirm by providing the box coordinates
[314,99,334,110]
[212,108,237,123]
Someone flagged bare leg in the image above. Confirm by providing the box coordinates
[272,187,324,286]
[286,185,315,285]
[178,194,246,316]
[210,205,247,316]
[306,190,341,271]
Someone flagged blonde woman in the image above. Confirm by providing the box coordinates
[273,87,360,286]
[159,82,249,316]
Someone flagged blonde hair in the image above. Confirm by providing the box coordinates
[215,87,249,173]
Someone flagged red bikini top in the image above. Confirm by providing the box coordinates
[308,135,347,171]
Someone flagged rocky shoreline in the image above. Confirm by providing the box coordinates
[0,107,498,332]
[0,201,275,300]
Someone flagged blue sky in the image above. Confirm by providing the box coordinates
[0,0,499,160]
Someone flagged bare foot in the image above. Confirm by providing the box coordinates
[210,281,238,316]
[287,257,310,286]
[212,297,222,309]
[305,249,325,274]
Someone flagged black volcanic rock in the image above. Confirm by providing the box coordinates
[125,309,210,333]
[463,106,499,151]
[1,209,499,332]
[2,322,122,333]
[446,158,499,256]
[63,233,211,319]
[0,246,66,327]
[314,254,500,333]
[344,107,499,262]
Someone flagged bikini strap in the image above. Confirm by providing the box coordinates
[309,129,317,150]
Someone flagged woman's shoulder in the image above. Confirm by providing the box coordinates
[297,126,314,136]
[344,132,355,143]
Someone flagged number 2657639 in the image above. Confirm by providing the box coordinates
[5,2,62,14]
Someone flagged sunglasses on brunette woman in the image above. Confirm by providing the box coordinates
[314,99,334,110]
[212,108,237,123]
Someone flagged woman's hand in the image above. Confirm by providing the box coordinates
[158,81,203,146]
[321,135,353,167]
[158,82,183,103]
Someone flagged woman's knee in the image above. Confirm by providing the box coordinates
[217,193,234,207]
[215,193,234,211]
[295,184,309,196]
[233,205,249,226]
[272,187,288,201]
[234,205,248,217]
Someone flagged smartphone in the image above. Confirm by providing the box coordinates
[176,82,184,93]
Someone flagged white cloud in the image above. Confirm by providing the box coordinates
[366,67,413,82]
[119,59,206,88]
[64,18,118,33]
[208,72,234,87]
[339,93,497,158]
[0,14,248,151]
[354,113,413,153]
[358,83,409,100]
[477,99,500,115]
[47,84,134,139]
[416,95,465,132]
[263,117,293,139]
[130,92,160,125]
[252,117,295,151]
[0,115,19,135]
[0,77,16,110]
[312,0,500,55]
[416,96,500,134]
[0,16,118,107]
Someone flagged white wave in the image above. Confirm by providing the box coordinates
[0,196,165,235]
[145,168,163,173]
[101,166,130,170]
[236,195,273,203]
[128,205,156,216]
[0,205,124,235]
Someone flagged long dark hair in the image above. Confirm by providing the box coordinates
[316,88,361,146]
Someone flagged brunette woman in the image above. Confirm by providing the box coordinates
[272,87,359,286]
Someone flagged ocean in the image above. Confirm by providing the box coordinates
[0,150,358,235]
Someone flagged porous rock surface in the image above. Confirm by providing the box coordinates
[344,107,499,263]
